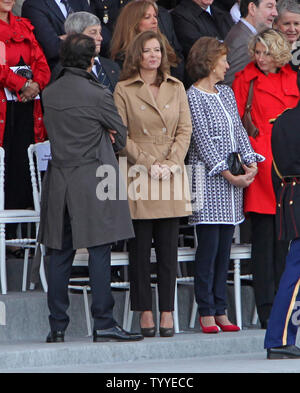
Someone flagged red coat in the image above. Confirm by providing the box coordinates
[233,62,299,215]
[0,12,50,146]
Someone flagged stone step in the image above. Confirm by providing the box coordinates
[0,330,266,371]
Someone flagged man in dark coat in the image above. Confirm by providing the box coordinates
[40,33,143,343]
[64,11,120,92]
[21,0,111,70]
[171,0,234,58]
[264,75,300,359]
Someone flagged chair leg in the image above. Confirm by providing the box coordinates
[39,244,48,293]
[173,281,180,333]
[252,305,258,325]
[189,296,197,328]
[154,284,159,334]
[123,290,130,330]
[0,224,7,295]
[83,286,92,336]
[22,248,30,291]
[234,259,242,329]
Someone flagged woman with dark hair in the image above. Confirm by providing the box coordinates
[114,30,192,337]
[0,0,50,242]
[186,36,262,333]
[110,0,183,80]
[233,28,300,329]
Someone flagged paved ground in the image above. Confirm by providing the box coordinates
[3,351,300,373]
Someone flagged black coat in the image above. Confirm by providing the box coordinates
[39,68,134,249]
[271,101,300,241]
[171,0,234,58]
[21,0,111,68]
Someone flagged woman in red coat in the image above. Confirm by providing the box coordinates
[0,0,50,240]
[233,28,299,329]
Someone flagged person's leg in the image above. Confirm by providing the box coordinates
[128,219,153,312]
[250,213,276,326]
[153,217,179,328]
[265,238,300,349]
[194,224,220,317]
[213,224,235,317]
[47,209,76,332]
[88,243,117,330]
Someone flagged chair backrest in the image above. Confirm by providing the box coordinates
[0,147,4,211]
[27,141,51,214]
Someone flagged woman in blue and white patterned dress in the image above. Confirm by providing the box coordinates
[186,37,264,333]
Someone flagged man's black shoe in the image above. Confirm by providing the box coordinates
[93,325,144,342]
[46,331,65,343]
[267,345,300,359]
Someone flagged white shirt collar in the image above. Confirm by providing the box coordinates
[240,18,257,34]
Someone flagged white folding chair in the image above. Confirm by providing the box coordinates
[27,141,51,293]
[71,249,131,336]
[0,147,42,294]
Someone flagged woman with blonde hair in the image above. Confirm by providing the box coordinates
[110,0,183,80]
[233,28,300,330]
[114,30,192,337]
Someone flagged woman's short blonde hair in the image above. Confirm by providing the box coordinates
[248,28,292,67]
[186,37,228,81]
[120,30,170,85]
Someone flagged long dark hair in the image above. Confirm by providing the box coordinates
[120,30,170,86]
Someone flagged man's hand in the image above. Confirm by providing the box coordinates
[107,129,117,144]
[20,80,40,103]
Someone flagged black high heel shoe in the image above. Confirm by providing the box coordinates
[159,326,174,337]
[140,312,156,337]
[140,326,156,337]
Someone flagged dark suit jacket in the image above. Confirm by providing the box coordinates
[21,0,113,69]
[99,56,120,92]
[50,56,120,91]
[224,20,254,86]
[171,0,234,58]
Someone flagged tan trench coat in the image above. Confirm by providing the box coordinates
[114,73,192,220]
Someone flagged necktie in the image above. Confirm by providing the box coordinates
[94,58,112,92]
[60,0,74,16]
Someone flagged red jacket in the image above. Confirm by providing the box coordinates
[233,62,299,215]
[0,12,50,146]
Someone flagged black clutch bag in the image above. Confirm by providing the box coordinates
[227,152,245,176]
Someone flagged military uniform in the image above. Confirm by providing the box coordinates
[264,103,300,350]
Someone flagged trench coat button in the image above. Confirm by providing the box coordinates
[290,200,293,205]
[143,128,149,135]
[278,203,281,207]
[293,181,296,186]
[140,105,146,110]
[165,104,169,109]
[281,182,284,187]
[2,99,5,103]
[0,120,3,123]
[162,127,167,133]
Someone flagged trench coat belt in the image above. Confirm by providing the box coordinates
[132,135,174,145]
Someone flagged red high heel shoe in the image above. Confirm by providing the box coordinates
[215,319,240,332]
[199,317,219,334]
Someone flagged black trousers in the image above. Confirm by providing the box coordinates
[250,213,289,324]
[47,210,116,332]
[128,218,179,312]
[194,224,235,316]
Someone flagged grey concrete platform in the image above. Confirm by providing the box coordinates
[0,330,266,372]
